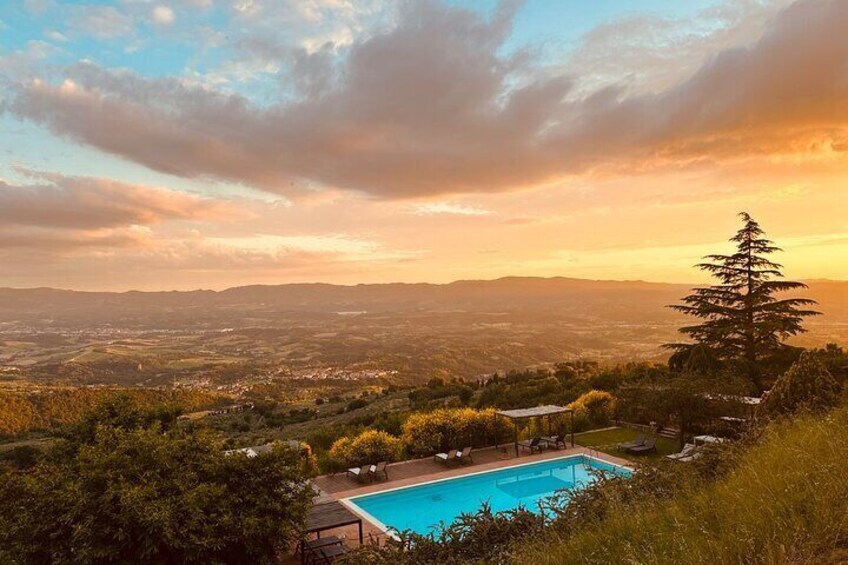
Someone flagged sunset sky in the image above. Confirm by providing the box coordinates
[1,0,846,290]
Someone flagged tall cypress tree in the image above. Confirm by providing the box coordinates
[667,213,819,392]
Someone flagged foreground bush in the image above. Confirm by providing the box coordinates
[340,504,547,565]
[328,429,403,469]
[0,402,313,564]
[760,351,842,417]
[401,408,512,456]
[515,405,848,564]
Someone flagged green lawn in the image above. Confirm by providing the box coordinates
[574,426,680,461]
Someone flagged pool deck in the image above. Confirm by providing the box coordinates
[289,444,632,560]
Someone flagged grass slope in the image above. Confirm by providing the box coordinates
[516,408,848,564]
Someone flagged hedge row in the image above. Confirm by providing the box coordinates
[324,396,616,469]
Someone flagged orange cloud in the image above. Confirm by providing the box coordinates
[0,170,237,231]
[0,170,243,258]
[0,226,151,251]
[7,0,847,200]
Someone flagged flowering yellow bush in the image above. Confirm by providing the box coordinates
[328,429,403,468]
[568,390,617,428]
[401,408,512,456]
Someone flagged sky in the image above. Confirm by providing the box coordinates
[0,0,846,291]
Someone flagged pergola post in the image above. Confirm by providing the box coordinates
[513,420,519,457]
[570,411,575,447]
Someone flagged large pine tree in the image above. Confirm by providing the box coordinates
[667,213,819,392]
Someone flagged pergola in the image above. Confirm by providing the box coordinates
[702,393,763,421]
[496,405,574,457]
[305,500,363,543]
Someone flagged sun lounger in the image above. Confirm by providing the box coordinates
[434,449,459,465]
[626,437,657,455]
[299,536,344,565]
[666,443,697,461]
[542,435,565,449]
[456,446,473,464]
[677,451,703,463]
[346,464,371,482]
[618,433,646,450]
[312,543,347,563]
[299,535,343,559]
[673,444,704,462]
[369,461,389,480]
[518,437,544,454]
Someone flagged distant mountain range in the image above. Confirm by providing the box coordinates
[1,277,845,386]
[1,277,845,332]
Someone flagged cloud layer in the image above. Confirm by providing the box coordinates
[0,171,234,253]
[0,171,232,230]
[2,0,848,290]
[0,171,419,287]
[8,0,845,200]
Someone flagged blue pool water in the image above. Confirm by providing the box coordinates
[345,455,629,535]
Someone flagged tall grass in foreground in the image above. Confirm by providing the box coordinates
[515,407,848,564]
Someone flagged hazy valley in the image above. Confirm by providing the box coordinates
[2,277,845,395]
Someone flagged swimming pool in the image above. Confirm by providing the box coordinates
[344,454,630,536]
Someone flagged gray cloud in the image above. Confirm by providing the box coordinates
[6,0,848,199]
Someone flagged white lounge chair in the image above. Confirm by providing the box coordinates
[434,449,459,465]
[667,443,700,461]
[456,446,473,464]
[346,464,371,482]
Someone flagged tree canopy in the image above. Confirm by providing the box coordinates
[667,213,819,391]
[760,351,843,418]
[0,399,313,565]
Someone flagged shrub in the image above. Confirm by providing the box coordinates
[346,398,369,412]
[328,430,403,468]
[339,504,546,565]
[408,381,475,408]
[0,446,42,470]
[0,412,313,564]
[568,390,616,427]
[370,411,408,437]
[289,440,319,476]
[401,408,512,457]
[810,343,848,384]
[307,425,358,453]
[457,386,474,405]
[761,351,842,417]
